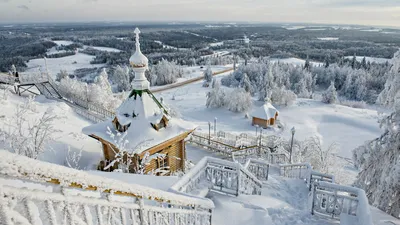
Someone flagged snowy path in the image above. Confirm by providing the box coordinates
[211,176,339,225]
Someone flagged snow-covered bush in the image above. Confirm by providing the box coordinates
[56,69,69,82]
[353,108,400,218]
[302,136,338,174]
[226,88,252,113]
[0,103,60,159]
[321,81,338,104]
[339,99,366,109]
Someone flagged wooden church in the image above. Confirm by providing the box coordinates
[83,28,196,175]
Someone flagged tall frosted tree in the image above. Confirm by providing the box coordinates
[377,50,400,109]
[322,81,338,104]
[239,73,252,93]
[113,65,131,92]
[203,64,213,83]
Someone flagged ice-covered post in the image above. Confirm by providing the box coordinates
[214,117,217,136]
[208,121,211,145]
[290,126,296,163]
[255,124,259,137]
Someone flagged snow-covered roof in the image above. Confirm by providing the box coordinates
[83,90,196,154]
[251,103,279,120]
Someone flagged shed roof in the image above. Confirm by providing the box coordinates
[251,103,279,120]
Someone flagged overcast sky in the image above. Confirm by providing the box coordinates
[0,0,399,27]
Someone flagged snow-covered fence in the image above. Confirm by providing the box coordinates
[0,150,214,225]
[280,163,312,180]
[170,157,262,197]
[19,72,48,84]
[269,153,289,164]
[0,73,17,84]
[308,170,335,191]
[244,158,270,182]
[310,181,373,225]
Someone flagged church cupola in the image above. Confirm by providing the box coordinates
[130,28,150,90]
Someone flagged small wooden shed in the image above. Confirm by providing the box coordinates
[251,103,279,128]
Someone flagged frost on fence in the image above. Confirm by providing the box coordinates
[279,163,312,180]
[19,72,48,85]
[310,181,373,225]
[0,186,212,225]
[170,157,262,197]
[244,158,270,181]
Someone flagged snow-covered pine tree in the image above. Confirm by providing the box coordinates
[321,81,338,104]
[377,50,400,109]
[240,73,252,93]
[206,79,226,108]
[203,64,213,83]
[11,64,17,75]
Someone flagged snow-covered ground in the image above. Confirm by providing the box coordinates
[0,90,102,169]
[270,57,323,67]
[25,53,104,77]
[344,56,391,64]
[155,75,381,160]
[317,37,339,41]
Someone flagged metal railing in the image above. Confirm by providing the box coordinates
[279,163,312,180]
[310,181,373,225]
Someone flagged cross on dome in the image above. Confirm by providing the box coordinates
[129,27,149,68]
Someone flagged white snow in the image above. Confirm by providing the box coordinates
[317,37,339,41]
[88,46,121,52]
[26,53,104,78]
[270,57,323,67]
[210,42,224,47]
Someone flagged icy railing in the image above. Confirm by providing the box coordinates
[244,158,270,182]
[170,157,262,197]
[0,151,214,225]
[19,72,48,84]
[310,181,373,225]
[0,73,17,84]
[54,84,115,120]
[279,163,312,180]
[308,170,335,191]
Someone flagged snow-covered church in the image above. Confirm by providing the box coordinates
[83,28,196,175]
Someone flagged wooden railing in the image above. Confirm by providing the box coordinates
[170,157,262,197]
[310,181,373,225]
[0,151,213,225]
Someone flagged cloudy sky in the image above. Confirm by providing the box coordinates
[0,0,399,27]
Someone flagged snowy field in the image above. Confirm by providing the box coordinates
[25,53,105,77]
[344,56,391,64]
[317,37,339,41]
[155,74,382,160]
[270,57,323,67]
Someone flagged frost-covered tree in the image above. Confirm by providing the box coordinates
[271,86,297,106]
[377,50,400,109]
[206,80,226,108]
[89,68,118,110]
[239,73,252,93]
[0,101,60,159]
[11,64,16,75]
[303,136,338,174]
[150,59,183,86]
[226,88,252,113]
[353,108,400,218]
[322,81,338,104]
[203,64,213,83]
[112,65,131,92]
[56,69,69,82]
